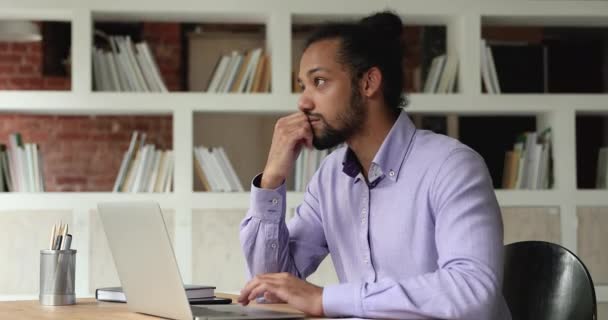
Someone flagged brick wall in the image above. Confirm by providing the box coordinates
[0,115,172,192]
[0,42,71,90]
[0,22,183,91]
[0,22,180,191]
[142,22,183,91]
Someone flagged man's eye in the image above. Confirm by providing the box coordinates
[314,78,326,87]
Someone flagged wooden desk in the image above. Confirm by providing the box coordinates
[0,294,333,319]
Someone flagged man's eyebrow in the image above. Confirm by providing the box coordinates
[306,67,328,76]
[297,67,330,84]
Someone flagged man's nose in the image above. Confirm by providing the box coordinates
[297,91,314,113]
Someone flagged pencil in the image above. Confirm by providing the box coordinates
[60,224,69,250]
[49,224,57,250]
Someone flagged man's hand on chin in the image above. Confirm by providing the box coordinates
[237,272,324,317]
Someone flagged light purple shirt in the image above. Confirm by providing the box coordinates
[240,111,511,319]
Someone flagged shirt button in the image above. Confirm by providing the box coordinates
[363,258,368,264]
[389,170,395,177]
[271,198,278,204]
[271,243,277,249]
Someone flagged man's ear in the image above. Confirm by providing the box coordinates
[361,67,382,98]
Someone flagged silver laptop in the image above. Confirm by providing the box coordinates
[97,201,304,320]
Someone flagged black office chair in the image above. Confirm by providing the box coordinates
[503,240,597,320]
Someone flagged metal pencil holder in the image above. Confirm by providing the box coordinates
[39,249,77,306]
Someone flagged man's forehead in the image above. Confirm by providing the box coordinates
[302,39,340,61]
[299,39,342,76]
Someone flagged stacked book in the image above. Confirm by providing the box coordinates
[596,147,608,189]
[294,148,330,192]
[480,39,501,94]
[422,54,458,93]
[93,34,168,92]
[194,146,243,192]
[96,285,215,303]
[502,128,552,190]
[206,48,271,93]
[113,132,173,193]
[0,133,45,192]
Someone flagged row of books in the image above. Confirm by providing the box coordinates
[480,39,501,94]
[422,54,459,93]
[294,148,330,192]
[93,34,168,92]
[595,147,608,189]
[194,146,244,192]
[113,132,173,193]
[0,133,45,192]
[206,48,271,93]
[502,128,552,190]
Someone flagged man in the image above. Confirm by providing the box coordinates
[238,11,511,319]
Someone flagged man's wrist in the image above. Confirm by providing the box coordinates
[261,172,284,190]
[317,286,325,317]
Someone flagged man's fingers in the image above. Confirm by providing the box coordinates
[237,288,252,304]
[248,282,278,302]
[263,291,284,303]
[239,273,292,305]
[276,112,308,131]
[289,124,313,144]
[238,275,263,303]
[284,111,309,123]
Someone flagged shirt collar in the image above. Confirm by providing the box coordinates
[341,147,360,178]
[341,110,416,183]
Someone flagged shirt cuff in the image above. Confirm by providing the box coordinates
[322,282,362,318]
[248,173,286,223]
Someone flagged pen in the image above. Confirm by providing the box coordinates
[54,224,64,250]
[63,234,72,250]
[56,220,63,249]
[60,224,69,250]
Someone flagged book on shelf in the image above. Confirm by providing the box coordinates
[422,54,458,94]
[501,128,552,190]
[93,33,168,92]
[205,47,271,93]
[596,147,608,189]
[423,54,444,93]
[482,38,547,94]
[194,146,244,192]
[480,39,501,94]
[96,284,215,303]
[418,26,457,94]
[0,146,9,192]
[0,133,45,192]
[113,131,173,193]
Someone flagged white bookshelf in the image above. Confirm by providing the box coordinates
[0,0,607,305]
[1,92,607,114]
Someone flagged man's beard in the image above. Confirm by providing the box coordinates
[309,86,366,150]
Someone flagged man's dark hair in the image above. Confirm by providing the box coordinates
[305,11,407,113]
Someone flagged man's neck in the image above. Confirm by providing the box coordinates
[347,109,399,181]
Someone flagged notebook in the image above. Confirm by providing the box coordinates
[96,284,215,302]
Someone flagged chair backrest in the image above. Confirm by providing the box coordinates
[503,241,597,320]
